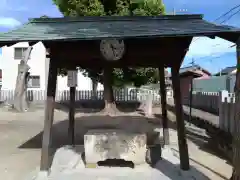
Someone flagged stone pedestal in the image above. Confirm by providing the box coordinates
[145,94,153,117]
[84,129,147,165]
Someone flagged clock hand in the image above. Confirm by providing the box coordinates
[110,44,116,50]
[110,44,116,57]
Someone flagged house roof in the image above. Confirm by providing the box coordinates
[179,71,203,78]
[179,64,211,75]
[0,15,240,44]
[168,64,211,78]
[215,66,236,76]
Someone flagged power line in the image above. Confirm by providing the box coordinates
[220,8,240,24]
[180,5,240,67]
[194,44,235,62]
[186,44,235,65]
[191,4,240,43]
[214,4,240,22]
[182,44,235,68]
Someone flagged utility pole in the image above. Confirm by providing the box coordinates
[173,8,176,15]
[189,58,195,126]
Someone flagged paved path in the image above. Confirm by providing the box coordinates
[166,100,219,127]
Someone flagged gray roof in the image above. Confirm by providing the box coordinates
[169,65,211,77]
[179,65,211,75]
[215,66,236,76]
[0,15,240,43]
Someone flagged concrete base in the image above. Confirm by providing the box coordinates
[84,129,147,165]
[34,171,48,180]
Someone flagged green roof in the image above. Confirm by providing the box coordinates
[0,14,239,43]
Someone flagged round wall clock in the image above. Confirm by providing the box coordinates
[100,39,125,61]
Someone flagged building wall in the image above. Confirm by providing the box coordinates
[193,74,236,93]
[0,42,103,91]
[180,76,193,100]
[56,73,103,91]
[180,71,210,100]
[1,42,46,90]
[0,68,2,88]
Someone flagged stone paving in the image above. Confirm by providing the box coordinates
[39,145,209,180]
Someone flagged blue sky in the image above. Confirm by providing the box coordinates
[0,0,240,74]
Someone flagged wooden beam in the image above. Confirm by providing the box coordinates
[49,38,189,68]
[217,32,240,43]
[159,67,169,146]
[68,85,76,146]
[40,57,57,172]
[171,66,190,170]
[51,51,176,68]
[28,41,38,46]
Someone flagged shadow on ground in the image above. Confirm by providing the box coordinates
[154,158,211,180]
[19,114,210,179]
[164,104,232,165]
[55,100,141,113]
[17,109,214,179]
[154,113,230,180]
[18,115,162,164]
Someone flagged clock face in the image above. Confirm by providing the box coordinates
[100,39,125,61]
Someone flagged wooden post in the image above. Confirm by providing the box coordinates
[231,38,240,180]
[40,58,57,172]
[171,66,190,170]
[159,67,170,145]
[68,86,76,146]
[67,70,77,146]
[189,75,193,125]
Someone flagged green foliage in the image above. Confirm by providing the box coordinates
[132,0,165,16]
[52,0,165,87]
[126,68,159,87]
[52,0,105,16]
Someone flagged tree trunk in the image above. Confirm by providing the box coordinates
[92,78,98,100]
[102,66,118,114]
[230,40,240,180]
[13,47,32,112]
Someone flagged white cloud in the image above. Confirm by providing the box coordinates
[0,0,28,12]
[186,37,235,59]
[0,17,21,28]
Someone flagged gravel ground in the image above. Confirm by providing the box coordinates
[0,107,232,180]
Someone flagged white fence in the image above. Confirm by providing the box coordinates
[183,91,220,114]
[219,90,235,135]
[0,89,236,135]
[0,89,162,103]
[182,90,235,135]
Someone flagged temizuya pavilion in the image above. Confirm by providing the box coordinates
[0,14,240,173]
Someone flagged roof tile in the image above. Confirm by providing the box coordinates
[0,15,239,43]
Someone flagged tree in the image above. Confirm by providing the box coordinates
[12,15,49,112]
[53,0,165,113]
[13,47,32,111]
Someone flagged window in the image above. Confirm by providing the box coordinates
[14,47,28,59]
[27,75,40,88]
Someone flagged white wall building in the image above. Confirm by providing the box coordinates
[0,42,103,91]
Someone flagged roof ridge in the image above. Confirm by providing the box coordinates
[181,64,200,69]
[29,14,203,23]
